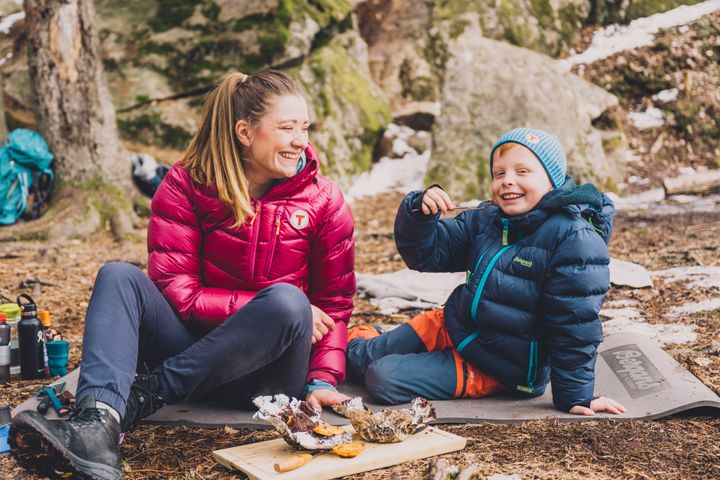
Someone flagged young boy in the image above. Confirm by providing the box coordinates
[347,128,625,415]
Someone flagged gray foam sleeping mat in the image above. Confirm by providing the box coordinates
[12,333,720,427]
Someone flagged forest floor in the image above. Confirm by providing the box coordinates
[1,9,720,480]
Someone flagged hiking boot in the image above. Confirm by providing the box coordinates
[347,324,384,343]
[121,373,164,433]
[10,395,121,480]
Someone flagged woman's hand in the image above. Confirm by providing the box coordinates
[310,305,335,344]
[569,396,626,416]
[306,388,351,412]
[421,186,455,215]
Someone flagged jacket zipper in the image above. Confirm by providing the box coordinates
[247,203,262,286]
[264,207,283,277]
[526,339,538,390]
[457,245,512,352]
[467,246,491,285]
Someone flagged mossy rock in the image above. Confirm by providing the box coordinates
[117,100,198,150]
[291,31,391,184]
[433,0,590,58]
[588,0,706,25]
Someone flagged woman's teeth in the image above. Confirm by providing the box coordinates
[279,152,299,160]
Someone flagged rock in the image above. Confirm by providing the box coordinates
[427,17,620,199]
[357,0,596,117]
[214,0,279,22]
[392,101,441,131]
[610,258,653,288]
[293,31,391,187]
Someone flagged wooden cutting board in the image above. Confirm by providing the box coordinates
[212,426,466,480]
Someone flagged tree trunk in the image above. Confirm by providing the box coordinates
[24,0,128,187]
[16,0,136,240]
[0,75,8,141]
[663,170,720,196]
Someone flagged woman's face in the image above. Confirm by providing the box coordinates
[239,94,310,184]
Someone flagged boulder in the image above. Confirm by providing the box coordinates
[293,31,391,187]
[357,0,594,117]
[426,16,620,200]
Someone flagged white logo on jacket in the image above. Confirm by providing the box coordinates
[290,210,309,229]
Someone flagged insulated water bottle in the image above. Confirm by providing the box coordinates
[17,294,44,380]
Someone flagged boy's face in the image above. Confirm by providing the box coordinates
[491,144,553,216]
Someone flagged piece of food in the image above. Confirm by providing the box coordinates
[313,423,347,437]
[332,397,436,443]
[274,453,315,472]
[253,395,352,450]
[331,441,365,458]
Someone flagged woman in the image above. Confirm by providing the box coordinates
[11,70,355,480]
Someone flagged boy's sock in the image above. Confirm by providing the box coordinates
[96,401,121,424]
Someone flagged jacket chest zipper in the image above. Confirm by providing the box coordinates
[457,245,512,353]
[247,203,262,286]
[264,207,283,277]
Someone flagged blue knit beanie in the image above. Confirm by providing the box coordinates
[489,128,567,188]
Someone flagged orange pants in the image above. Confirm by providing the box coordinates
[408,309,502,398]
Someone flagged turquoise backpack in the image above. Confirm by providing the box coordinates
[0,129,54,225]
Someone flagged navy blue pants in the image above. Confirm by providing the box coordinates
[76,262,313,418]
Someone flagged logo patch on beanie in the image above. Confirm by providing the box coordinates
[526,134,539,144]
[290,209,309,229]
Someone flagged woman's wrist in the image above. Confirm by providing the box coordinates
[304,379,337,395]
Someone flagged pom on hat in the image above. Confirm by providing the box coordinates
[489,128,567,188]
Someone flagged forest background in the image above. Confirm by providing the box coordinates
[0,0,719,478]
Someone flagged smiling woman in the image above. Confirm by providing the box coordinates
[10,70,356,480]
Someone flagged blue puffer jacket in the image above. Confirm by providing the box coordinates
[394,177,614,411]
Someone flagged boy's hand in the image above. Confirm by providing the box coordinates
[306,389,351,412]
[569,396,626,416]
[310,304,335,344]
[421,186,455,215]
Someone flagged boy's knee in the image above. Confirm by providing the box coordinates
[97,262,144,284]
[260,283,312,331]
[365,356,410,405]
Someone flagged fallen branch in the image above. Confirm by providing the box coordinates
[663,170,720,196]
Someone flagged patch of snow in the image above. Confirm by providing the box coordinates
[345,124,432,203]
[604,299,640,309]
[345,149,431,203]
[561,0,720,68]
[624,151,643,163]
[628,107,664,129]
[677,166,696,175]
[0,51,12,66]
[654,266,720,289]
[602,317,697,346]
[652,88,679,103]
[610,258,653,288]
[0,10,23,34]
[667,299,720,318]
[601,307,644,320]
[391,137,415,158]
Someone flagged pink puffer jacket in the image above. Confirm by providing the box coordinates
[147,144,355,386]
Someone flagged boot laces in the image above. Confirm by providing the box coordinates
[69,405,104,426]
